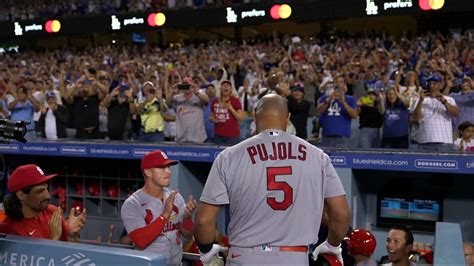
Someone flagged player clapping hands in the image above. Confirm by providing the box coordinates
[183,195,197,220]
[49,206,87,242]
[49,207,63,241]
[67,207,87,242]
[161,191,179,219]
[180,195,197,239]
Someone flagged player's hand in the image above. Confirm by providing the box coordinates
[311,240,343,265]
[200,244,229,264]
[49,207,63,240]
[67,207,87,236]
[162,191,179,219]
[184,195,197,220]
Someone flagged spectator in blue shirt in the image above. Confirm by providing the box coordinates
[316,75,358,148]
[444,76,474,129]
[381,88,410,149]
[7,86,40,139]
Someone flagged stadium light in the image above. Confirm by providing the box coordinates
[270,4,292,20]
[44,20,61,33]
[147,12,166,27]
[419,0,444,11]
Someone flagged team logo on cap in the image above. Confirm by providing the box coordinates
[161,151,168,159]
[36,166,45,175]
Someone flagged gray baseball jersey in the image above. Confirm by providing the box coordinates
[200,129,345,247]
[121,188,186,265]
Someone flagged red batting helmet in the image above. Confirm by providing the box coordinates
[75,181,84,195]
[344,229,377,256]
[88,182,101,196]
[107,184,119,198]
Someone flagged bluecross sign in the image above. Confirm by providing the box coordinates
[0,141,472,174]
[327,151,473,174]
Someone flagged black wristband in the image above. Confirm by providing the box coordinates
[197,242,213,253]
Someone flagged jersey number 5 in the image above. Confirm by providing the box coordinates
[266,166,293,210]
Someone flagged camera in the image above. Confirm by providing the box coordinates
[119,84,130,91]
[115,85,129,97]
[361,95,375,105]
[0,119,29,143]
[177,84,191,91]
[148,88,156,94]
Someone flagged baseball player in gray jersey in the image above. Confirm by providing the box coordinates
[194,94,350,265]
[121,150,197,266]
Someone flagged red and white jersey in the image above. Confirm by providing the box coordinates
[200,129,345,247]
[121,188,185,265]
[0,205,68,241]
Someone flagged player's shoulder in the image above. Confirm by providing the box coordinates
[292,136,329,161]
[122,189,144,206]
[0,218,18,235]
[313,146,332,166]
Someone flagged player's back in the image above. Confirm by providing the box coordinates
[202,129,338,248]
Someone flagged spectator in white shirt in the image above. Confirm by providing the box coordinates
[412,74,459,151]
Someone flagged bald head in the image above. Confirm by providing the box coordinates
[255,94,289,133]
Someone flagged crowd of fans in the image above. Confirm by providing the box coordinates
[0,0,265,22]
[0,29,473,151]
